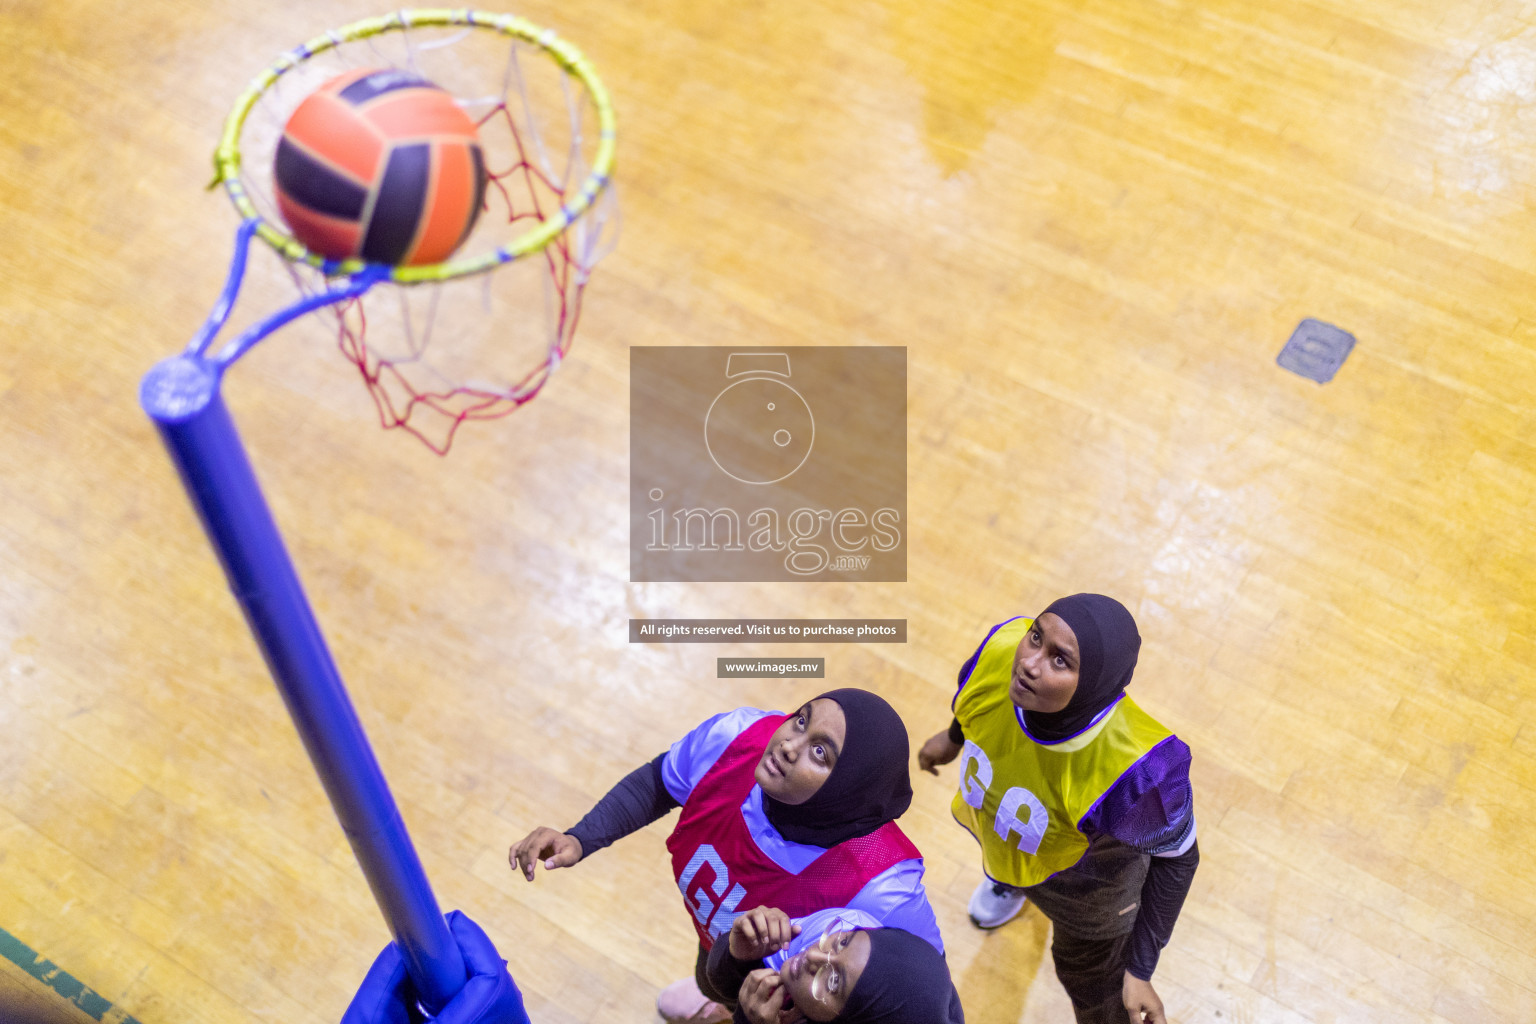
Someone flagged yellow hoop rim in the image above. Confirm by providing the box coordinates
[211,8,616,284]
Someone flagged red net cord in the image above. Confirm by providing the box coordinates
[331,101,601,454]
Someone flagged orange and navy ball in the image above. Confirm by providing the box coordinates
[274,68,488,266]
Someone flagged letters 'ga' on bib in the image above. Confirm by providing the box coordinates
[950,617,1172,888]
[666,714,921,948]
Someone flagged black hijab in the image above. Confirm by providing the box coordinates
[1022,593,1141,743]
[840,928,965,1024]
[764,688,914,848]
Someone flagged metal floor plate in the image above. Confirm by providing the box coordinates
[1278,318,1356,383]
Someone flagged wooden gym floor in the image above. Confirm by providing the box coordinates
[2,0,1534,1022]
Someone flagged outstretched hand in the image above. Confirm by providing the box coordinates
[729,906,801,960]
[508,826,583,881]
[917,730,962,776]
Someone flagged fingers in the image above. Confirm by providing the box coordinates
[740,970,785,1024]
[508,836,534,881]
[731,907,763,958]
[739,970,767,1023]
[756,908,784,950]
[516,836,543,880]
[770,909,794,949]
[739,910,761,949]
[759,977,785,1019]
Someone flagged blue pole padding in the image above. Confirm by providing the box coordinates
[140,355,466,1012]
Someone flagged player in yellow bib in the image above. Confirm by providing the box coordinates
[918,594,1198,1024]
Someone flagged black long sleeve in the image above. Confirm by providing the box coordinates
[705,936,764,1009]
[565,752,680,857]
[1127,840,1199,980]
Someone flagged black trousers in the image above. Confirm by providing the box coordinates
[1050,929,1132,1024]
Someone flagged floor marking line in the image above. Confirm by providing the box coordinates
[0,925,143,1023]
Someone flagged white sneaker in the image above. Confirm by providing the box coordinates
[968,879,1027,929]
[656,977,730,1024]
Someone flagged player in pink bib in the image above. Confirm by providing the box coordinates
[510,689,941,1024]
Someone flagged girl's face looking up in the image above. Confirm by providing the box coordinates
[779,928,871,1021]
[1010,613,1080,713]
[756,698,846,805]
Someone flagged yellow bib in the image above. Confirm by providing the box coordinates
[950,617,1172,887]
